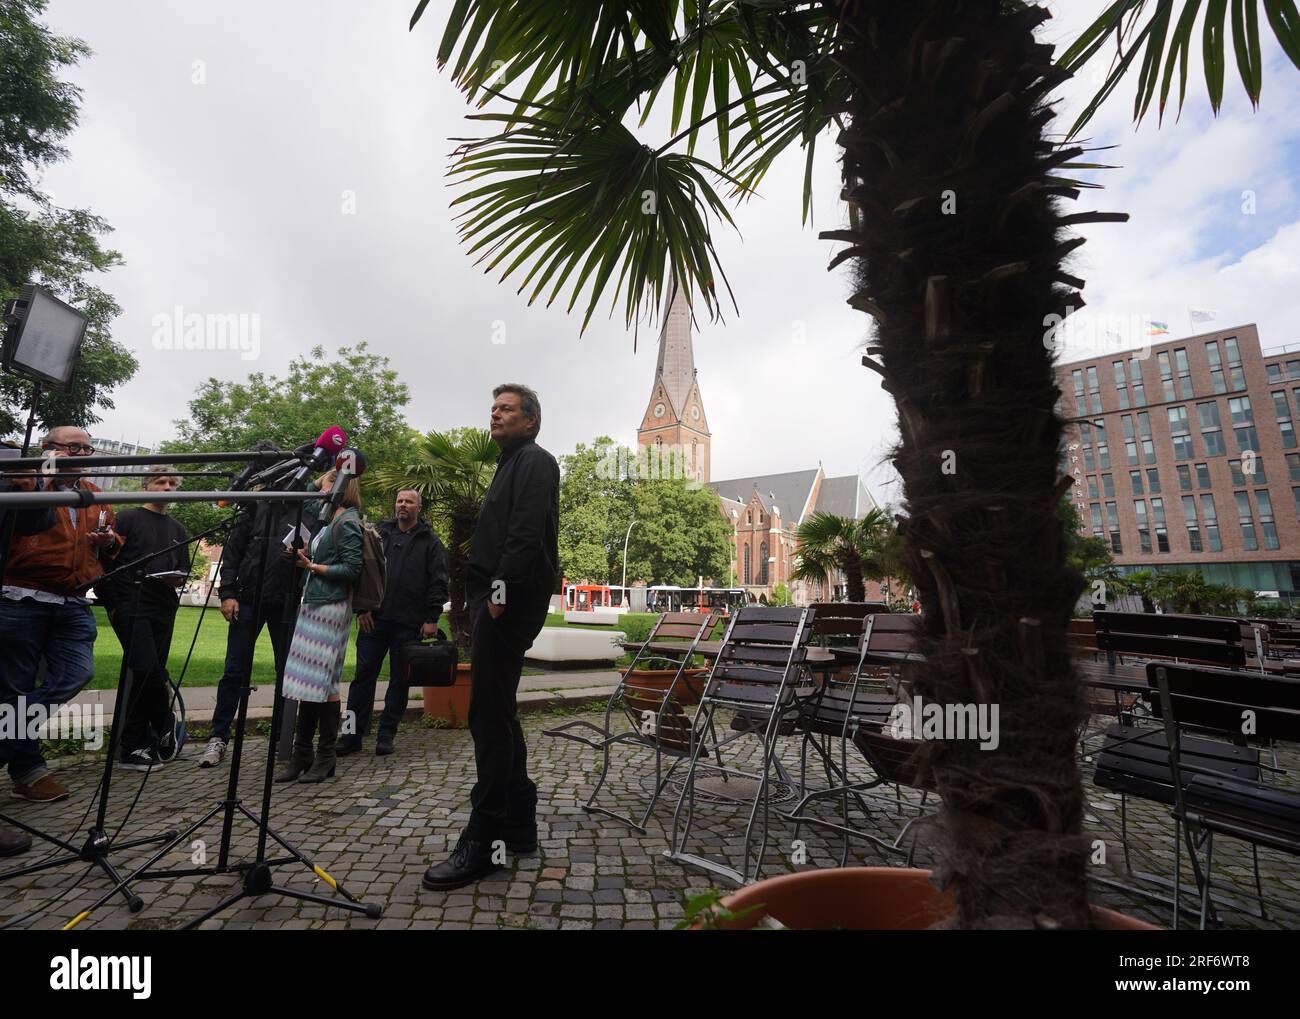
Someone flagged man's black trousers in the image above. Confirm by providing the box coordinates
[464,600,539,843]
[108,605,179,755]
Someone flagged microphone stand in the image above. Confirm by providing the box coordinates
[57,481,380,928]
[0,565,177,921]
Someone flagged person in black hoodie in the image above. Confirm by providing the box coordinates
[423,383,559,891]
[198,468,322,768]
[337,488,448,757]
[96,467,190,770]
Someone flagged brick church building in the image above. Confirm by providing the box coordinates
[635,282,888,604]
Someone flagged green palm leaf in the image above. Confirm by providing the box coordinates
[1063,0,1300,133]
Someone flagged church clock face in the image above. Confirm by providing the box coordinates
[690,406,700,420]
[654,402,665,418]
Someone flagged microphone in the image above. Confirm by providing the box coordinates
[285,426,348,489]
[229,440,288,492]
[325,447,366,511]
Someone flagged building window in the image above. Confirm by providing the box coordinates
[1181,495,1202,553]
[1208,341,1228,394]
[1294,487,1300,518]
[1177,464,1192,491]
[1151,498,1169,552]
[1071,369,1086,416]
[1288,452,1300,482]
[743,544,751,585]
[1267,362,1283,384]
[1129,469,1143,495]
[1137,411,1156,463]
[1086,366,1102,414]
[1196,462,1212,489]
[1087,476,1099,499]
[1168,406,1193,460]
[1129,356,1147,406]
[1093,420,1110,469]
[1078,421,1094,471]
[1134,499,1152,553]
[1102,473,1115,498]
[1224,337,1246,391]
[1256,489,1279,550]
[1106,501,1122,553]
[1089,503,1104,539]
[1197,401,1225,456]
[1235,491,1258,551]
[1113,360,1130,409]
[1273,390,1297,449]
[1287,358,1300,379]
[1229,395,1259,453]
[1122,415,1138,466]
[1174,348,1193,399]
[1229,456,1266,485]
[1146,468,1161,494]
[1200,494,1222,552]
[1158,351,1176,402]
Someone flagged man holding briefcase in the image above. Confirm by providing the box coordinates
[338,488,449,757]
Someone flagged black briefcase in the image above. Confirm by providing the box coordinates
[400,634,458,687]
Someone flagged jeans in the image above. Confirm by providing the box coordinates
[347,617,421,739]
[210,600,292,743]
[107,605,178,755]
[464,601,539,842]
[0,598,97,785]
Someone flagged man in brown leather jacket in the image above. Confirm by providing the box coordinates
[0,427,121,803]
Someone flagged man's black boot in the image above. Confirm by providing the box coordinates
[422,836,503,890]
[336,734,363,756]
[501,822,537,855]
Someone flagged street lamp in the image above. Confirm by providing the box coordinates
[621,518,638,591]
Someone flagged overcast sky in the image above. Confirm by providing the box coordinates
[38,1,1300,504]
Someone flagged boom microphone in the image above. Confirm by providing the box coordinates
[284,426,348,489]
[325,447,366,511]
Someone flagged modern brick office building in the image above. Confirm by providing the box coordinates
[1057,324,1300,605]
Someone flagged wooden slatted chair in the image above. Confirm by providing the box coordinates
[666,606,814,885]
[543,611,715,831]
[1150,663,1300,928]
[1093,611,1248,670]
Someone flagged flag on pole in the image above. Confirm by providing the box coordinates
[1189,308,1218,324]
[1147,321,1170,336]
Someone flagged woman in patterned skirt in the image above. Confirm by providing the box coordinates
[276,471,364,784]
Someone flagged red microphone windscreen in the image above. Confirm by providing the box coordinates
[315,426,348,453]
[335,447,367,476]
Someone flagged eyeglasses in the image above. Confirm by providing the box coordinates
[45,442,96,454]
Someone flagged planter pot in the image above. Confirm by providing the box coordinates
[422,663,472,727]
[625,668,709,707]
[709,867,1157,930]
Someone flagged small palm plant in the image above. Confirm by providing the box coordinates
[792,508,899,602]
[371,427,498,652]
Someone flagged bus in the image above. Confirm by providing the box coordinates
[563,583,632,612]
[645,585,748,616]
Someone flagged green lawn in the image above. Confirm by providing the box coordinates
[87,606,661,688]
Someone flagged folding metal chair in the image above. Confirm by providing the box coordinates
[666,606,813,885]
[542,611,716,831]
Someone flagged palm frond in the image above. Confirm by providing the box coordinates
[1062,0,1300,135]
[448,111,740,330]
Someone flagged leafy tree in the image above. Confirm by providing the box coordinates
[1118,568,1161,613]
[416,0,1300,927]
[557,436,636,584]
[625,477,731,587]
[769,582,793,607]
[162,343,416,537]
[1061,499,1120,605]
[0,1,135,437]
[370,428,498,653]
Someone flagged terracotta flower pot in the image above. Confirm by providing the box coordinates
[625,668,709,706]
[422,662,472,727]
[709,867,1157,930]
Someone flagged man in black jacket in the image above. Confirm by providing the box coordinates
[337,488,448,757]
[198,491,321,768]
[423,383,559,890]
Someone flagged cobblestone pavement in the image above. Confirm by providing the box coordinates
[2,708,1296,930]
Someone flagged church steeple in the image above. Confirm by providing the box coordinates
[637,279,711,482]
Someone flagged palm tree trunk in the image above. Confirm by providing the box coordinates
[841,556,866,603]
[447,510,475,652]
[836,0,1093,927]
